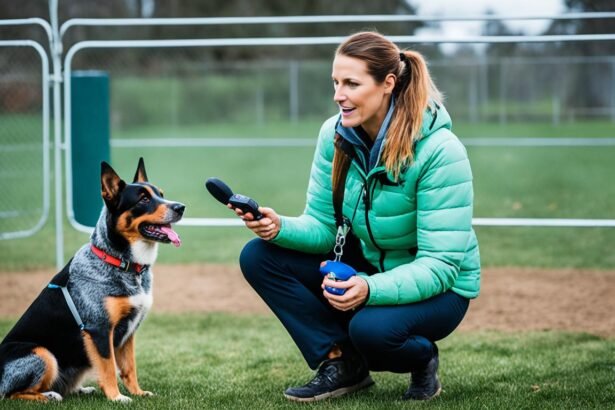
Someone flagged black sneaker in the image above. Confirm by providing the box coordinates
[402,353,442,400]
[284,353,374,402]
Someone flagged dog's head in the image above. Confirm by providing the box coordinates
[100,157,185,249]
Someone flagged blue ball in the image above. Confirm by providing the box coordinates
[320,260,357,295]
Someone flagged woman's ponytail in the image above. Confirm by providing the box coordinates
[383,50,442,180]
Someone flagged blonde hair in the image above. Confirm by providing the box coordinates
[335,31,442,179]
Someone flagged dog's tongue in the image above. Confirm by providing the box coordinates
[160,226,181,247]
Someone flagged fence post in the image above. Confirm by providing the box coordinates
[612,57,615,122]
[70,70,110,227]
[499,59,507,125]
[469,64,478,123]
[289,60,299,123]
[479,56,488,122]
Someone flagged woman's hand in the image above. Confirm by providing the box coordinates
[229,204,280,241]
[322,275,369,311]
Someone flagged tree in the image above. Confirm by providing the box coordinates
[543,0,615,113]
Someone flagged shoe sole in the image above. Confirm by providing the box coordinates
[283,375,375,403]
[403,382,442,401]
[428,385,442,400]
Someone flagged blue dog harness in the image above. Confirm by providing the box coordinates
[47,283,85,330]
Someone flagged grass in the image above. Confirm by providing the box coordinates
[0,313,612,409]
[3,144,615,270]
[2,119,615,271]
[114,119,615,140]
[3,223,615,271]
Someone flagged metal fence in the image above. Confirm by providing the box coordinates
[0,39,50,240]
[62,34,615,228]
[1,11,615,269]
[74,55,615,132]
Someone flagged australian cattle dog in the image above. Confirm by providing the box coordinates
[0,158,184,402]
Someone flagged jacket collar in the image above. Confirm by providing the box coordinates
[335,100,451,173]
[335,96,396,173]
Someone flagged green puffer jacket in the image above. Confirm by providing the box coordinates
[272,104,480,305]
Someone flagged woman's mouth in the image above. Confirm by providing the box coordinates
[340,107,356,117]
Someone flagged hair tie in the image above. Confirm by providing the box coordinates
[395,52,411,96]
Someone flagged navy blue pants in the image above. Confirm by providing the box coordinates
[240,238,469,372]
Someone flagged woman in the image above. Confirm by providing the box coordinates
[235,31,480,402]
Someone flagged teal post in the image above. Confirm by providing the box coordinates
[71,71,110,227]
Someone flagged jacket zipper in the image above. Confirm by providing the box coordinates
[349,159,386,272]
[362,174,386,272]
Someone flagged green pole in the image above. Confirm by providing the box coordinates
[71,70,110,227]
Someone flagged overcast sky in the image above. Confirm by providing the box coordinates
[412,0,565,34]
[409,0,565,53]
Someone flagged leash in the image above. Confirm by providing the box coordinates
[90,244,147,274]
[47,283,85,330]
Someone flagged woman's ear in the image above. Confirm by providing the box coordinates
[383,73,397,95]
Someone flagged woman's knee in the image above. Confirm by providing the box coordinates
[349,310,395,353]
[239,238,270,283]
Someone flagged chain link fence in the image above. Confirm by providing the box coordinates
[65,47,615,139]
[0,44,47,238]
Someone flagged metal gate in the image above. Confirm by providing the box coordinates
[0,38,50,240]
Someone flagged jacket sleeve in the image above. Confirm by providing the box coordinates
[364,134,474,305]
[271,117,338,253]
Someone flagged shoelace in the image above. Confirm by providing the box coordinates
[307,360,341,387]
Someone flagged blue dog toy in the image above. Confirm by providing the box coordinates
[319,260,357,295]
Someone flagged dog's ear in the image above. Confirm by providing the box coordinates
[101,161,126,209]
[133,157,148,183]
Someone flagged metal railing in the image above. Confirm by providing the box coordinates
[59,12,615,39]
[4,10,615,268]
[62,32,615,235]
[0,38,50,240]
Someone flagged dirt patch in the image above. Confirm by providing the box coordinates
[0,265,613,337]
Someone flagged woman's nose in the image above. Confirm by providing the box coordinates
[333,88,345,103]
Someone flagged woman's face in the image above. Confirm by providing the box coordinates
[332,54,395,138]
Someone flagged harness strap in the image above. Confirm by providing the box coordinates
[331,134,357,261]
[332,134,355,228]
[48,283,85,330]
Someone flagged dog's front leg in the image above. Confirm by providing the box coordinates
[81,297,135,402]
[116,334,152,396]
[82,330,130,402]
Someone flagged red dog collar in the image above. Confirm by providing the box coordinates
[90,245,146,274]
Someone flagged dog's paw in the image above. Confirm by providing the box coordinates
[112,394,132,403]
[77,386,97,395]
[42,391,63,401]
[140,390,154,397]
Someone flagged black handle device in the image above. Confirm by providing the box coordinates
[205,177,263,220]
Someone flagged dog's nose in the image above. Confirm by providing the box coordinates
[171,203,185,216]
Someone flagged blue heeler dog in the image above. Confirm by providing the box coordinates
[0,158,184,402]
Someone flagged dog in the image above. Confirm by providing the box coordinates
[0,158,185,402]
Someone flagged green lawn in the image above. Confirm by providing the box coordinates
[115,119,615,140]
[1,118,614,408]
[1,119,615,271]
[0,314,612,409]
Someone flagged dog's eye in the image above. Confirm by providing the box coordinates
[139,196,150,204]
